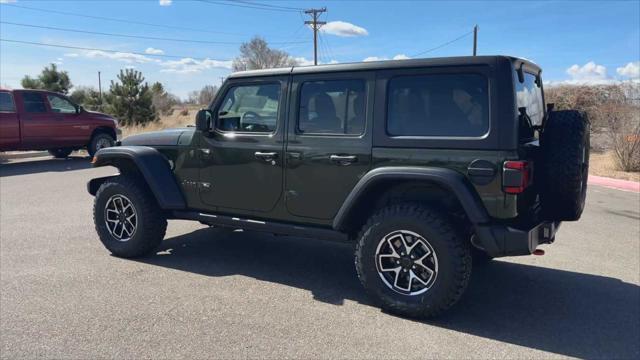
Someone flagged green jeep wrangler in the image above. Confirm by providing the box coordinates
[88,56,590,318]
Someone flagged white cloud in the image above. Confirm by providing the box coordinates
[145,47,165,55]
[84,50,158,64]
[64,53,79,58]
[294,57,338,66]
[159,0,172,6]
[160,57,232,74]
[363,54,410,62]
[392,54,411,60]
[617,61,640,78]
[566,61,608,83]
[321,21,368,37]
[0,0,18,3]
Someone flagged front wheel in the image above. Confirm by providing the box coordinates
[355,204,472,318]
[93,175,167,258]
[88,133,115,157]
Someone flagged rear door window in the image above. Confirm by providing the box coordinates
[298,79,366,135]
[22,92,48,113]
[386,74,489,137]
[0,92,15,112]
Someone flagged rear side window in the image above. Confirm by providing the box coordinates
[0,92,15,112]
[386,74,489,137]
[22,92,47,113]
[298,79,366,135]
[515,73,544,127]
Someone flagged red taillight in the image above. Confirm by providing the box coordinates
[503,160,531,194]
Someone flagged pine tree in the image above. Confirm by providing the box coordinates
[70,86,104,111]
[108,69,156,126]
[21,64,72,94]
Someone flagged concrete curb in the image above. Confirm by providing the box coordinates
[588,175,640,193]
[0,151,50,160]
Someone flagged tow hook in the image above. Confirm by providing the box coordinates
[533,249,545,256]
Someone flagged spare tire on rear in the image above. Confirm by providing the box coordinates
[539,110,590,221]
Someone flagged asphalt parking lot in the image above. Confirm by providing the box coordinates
[1,156,639,359]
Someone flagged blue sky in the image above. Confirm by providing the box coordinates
[1,0,639,99]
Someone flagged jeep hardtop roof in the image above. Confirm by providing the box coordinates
[228,55,540,79]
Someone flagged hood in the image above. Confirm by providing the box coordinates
[85,109,116,121]
[120,128,194,146]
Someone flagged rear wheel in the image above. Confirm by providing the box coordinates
[93,175,167,258]
[48,148,72,158]
[88,132,115,157]
[355,204,472,318]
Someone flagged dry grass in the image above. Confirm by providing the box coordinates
[590,151,640,182]
[121,105,201,138]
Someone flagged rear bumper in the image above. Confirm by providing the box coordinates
[474,221,561,258]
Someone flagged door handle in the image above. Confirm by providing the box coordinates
[254,151,278,162]
[330,154,357,165]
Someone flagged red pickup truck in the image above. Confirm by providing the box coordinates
[0,89,120,158]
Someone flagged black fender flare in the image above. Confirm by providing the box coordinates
[332,166,491,231]
[88,146,186,210]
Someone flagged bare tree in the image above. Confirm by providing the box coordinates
[198,85,218,105]
[232,36,298,72]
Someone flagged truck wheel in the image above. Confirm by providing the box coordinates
[539,110,590,221]
[88,133,115,157]
[355,204,472,318]
[93,175,167,258]
[48,148,73,158]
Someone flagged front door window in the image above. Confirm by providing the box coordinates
[47,95,77,114]
[216,83,280,133]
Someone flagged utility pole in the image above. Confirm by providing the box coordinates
[304,7,326,65]
[97,71,103,110]
[473,25,478,56]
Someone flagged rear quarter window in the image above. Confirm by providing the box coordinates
[515,73,544,127]
[0,92,15,112]
[386,73,489,137]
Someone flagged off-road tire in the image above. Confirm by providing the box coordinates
[94,175,167,258]
[48,148,73,158]
[88,132,115,157]
[539,110,590,221]
[355,204,472,318]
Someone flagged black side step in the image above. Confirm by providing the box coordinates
[171,211,349,242]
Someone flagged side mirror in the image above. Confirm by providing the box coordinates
[76,105,84,114]
[195,109,212,132]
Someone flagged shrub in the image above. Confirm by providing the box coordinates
[601,102,640,171]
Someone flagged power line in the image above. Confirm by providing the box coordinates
[0,21,308,46]
[411,30,474,58]
[0,38,231,62]
[232,0,305,12]
[195,0,301,13]
[0,3,247,37]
